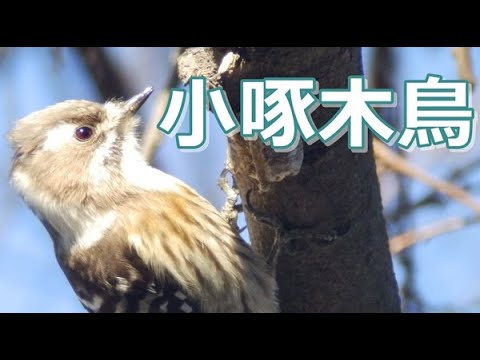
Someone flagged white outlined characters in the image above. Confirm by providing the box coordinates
[318,75,397,153]
[156,74,477,154]
[241,78,320,152]
[157,77,239,152]
[397,74,476,152]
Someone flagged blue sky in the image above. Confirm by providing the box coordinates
[0,47,479,312]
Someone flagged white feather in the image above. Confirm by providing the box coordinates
[75,211,117,250]
[42,123,77,151]
[12,170,117,253]
[121,135,182,193]
[78,294,104,312]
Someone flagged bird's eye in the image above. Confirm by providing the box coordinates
[74,126,94,141]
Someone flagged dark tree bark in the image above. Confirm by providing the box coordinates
[370,47,423,312]
[178,47,401,312]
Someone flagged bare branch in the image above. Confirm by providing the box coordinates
[140,49,182,162]
[388,157,480,222]
[390,215,480,254]
[74,47,130,100]
[452,47,476,87]
[374,139,480,213]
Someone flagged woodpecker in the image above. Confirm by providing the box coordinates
[9,87,278,313]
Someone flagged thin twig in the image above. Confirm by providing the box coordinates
[374,139,480,214]
[452,47,476,87]
[376,161,388,177]
[390,215,480,254]
[388,157,480,223]
[140,48,182,162]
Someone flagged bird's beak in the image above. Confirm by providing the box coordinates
[124,87,154,115]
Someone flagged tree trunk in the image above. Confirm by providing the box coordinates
[178,47,401,312]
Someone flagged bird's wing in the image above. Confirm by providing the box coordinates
[69,253,203,313]
[137,280,202,313]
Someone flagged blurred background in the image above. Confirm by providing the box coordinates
[0,47,479,312]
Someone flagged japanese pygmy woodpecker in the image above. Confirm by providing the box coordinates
[8,87,278,313]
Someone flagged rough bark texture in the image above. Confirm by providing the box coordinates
[178,47,401,312]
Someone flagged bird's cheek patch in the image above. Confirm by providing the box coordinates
[43,123,77,151]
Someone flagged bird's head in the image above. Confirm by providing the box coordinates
[8,87,154,208]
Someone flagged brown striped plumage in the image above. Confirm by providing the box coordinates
[9,88,278,313]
